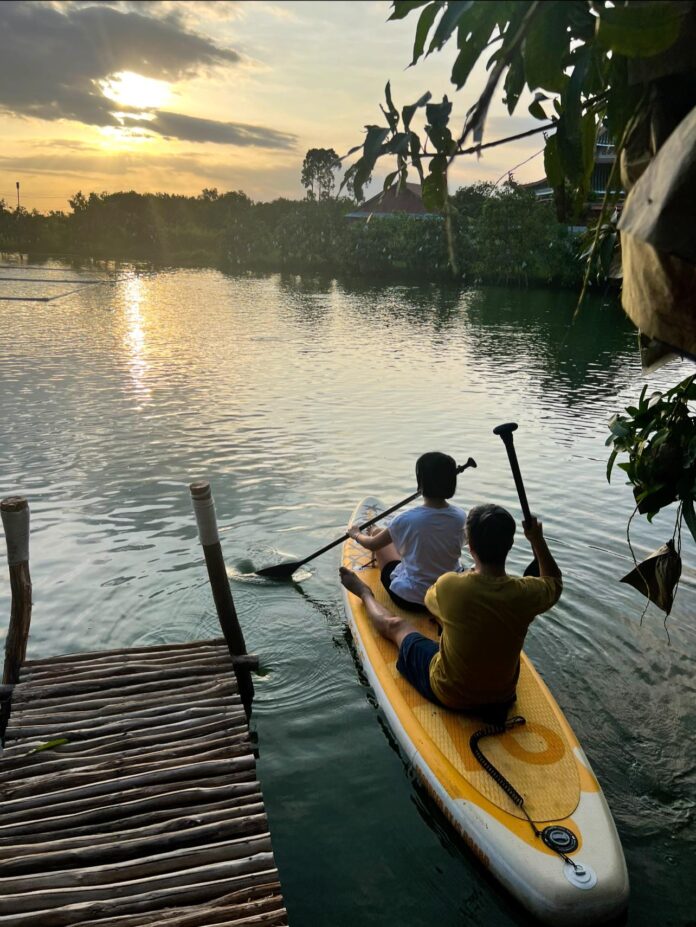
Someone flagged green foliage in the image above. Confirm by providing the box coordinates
[607,376,696,541]
[349,1,688,222]
[0,184,582,287]
[0,190,252,264]
[222,182,580,285]
[300,148,342,200]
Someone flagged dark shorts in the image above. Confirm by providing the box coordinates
[396,632,443,706]
[381,561,428,613]
[397,632,518,722]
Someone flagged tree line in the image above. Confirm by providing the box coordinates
[0,182,583,288]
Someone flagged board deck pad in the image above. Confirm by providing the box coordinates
[343,498,582,824]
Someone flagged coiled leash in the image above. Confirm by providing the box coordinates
[470,717,581,871]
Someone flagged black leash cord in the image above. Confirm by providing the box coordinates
[469,717,580,871]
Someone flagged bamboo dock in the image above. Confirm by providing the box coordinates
[0,486,288,926]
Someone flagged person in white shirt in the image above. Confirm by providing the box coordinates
[347,452,466,612]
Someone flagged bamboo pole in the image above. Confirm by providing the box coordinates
[9,690,241,725]
[1,716,242,761]
[74,883,285,927]
[2,755,256,814]
[0,869,281,927]
[9,672,241,705]
[0,792,263,846]
[9,677,236,712]
[189,481,254,712]
[1,742,256,801]
[19,647,241,682]
[5,702,243,739]
[0,779,262,837]
[0,732,252,783]
[1,834,273,894]
[1,497,32,688]
[22,637,228,669]
[0,854,278,916]
[0,809,268,873]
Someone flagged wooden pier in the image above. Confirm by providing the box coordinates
[0,488,288,926]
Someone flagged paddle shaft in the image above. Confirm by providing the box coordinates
[293,461,474,569]
[498,435,532,523]
[256,458,476,577]
[292,489,422,569]
[493,425,538,577]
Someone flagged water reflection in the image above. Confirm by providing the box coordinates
[1,267,693,927]
[122,274,151,405]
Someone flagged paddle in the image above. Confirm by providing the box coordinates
[256,457,478,580]
[492,423,540,578]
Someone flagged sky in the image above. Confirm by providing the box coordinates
[0,0,547,212]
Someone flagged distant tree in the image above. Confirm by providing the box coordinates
[301,148,341,200]
[68,191,88,213]
[199,188,220,202]
[450,182,494,220]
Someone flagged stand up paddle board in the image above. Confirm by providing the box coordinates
[341,497,629,926]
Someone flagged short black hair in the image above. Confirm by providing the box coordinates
[466,504,515,566]
[416,452,457,499]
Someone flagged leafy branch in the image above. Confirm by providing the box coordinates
[345,1,688,219]
[607,376,696,541]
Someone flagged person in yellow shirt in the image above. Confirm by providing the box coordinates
[339,503,562,713]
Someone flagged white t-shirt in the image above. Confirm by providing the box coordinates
[388,503,466,605]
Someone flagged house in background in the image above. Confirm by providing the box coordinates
[522,127,624,222]
[346,182,441,220]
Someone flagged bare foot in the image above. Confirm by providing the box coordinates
[339,566,371,600]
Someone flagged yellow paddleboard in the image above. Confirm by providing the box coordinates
[342,498,629,925]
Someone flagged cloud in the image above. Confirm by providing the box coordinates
[51,1,248,26]
[122,111,295,148]
[53,1,294,26]
[0,1,294,148]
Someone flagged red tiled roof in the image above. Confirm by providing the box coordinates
[354,181,434,215]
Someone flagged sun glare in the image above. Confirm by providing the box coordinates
[101,71,172,110]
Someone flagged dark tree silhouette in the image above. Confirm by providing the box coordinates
[301,148,341,200]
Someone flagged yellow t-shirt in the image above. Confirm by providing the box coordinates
[424,571,562,709]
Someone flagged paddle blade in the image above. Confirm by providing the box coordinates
[255,561,302,580]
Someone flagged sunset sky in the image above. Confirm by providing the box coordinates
[0,1,545,212]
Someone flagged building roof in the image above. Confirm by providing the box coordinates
[346,181,440,219]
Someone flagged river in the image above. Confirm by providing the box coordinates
[1,262,694,925]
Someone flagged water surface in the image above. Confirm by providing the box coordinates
[1,263,694,925]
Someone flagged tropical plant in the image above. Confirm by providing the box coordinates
[607,376,696,541]
[346,0,689,219]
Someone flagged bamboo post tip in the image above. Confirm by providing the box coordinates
[1,496,28,512]
[189,481,211,501]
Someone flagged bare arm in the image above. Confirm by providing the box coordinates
[347,525,392,552]
[523,517,562,580]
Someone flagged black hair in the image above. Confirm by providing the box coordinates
[416,452,457,499]
[466,504,516,566]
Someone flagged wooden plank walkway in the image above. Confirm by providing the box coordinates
[0,637,288,927]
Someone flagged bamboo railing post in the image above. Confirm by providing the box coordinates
[189,482,254,713]
[1,496,32,741]
[1,496,32,687]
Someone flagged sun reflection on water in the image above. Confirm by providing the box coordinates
[123,275,151,405]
